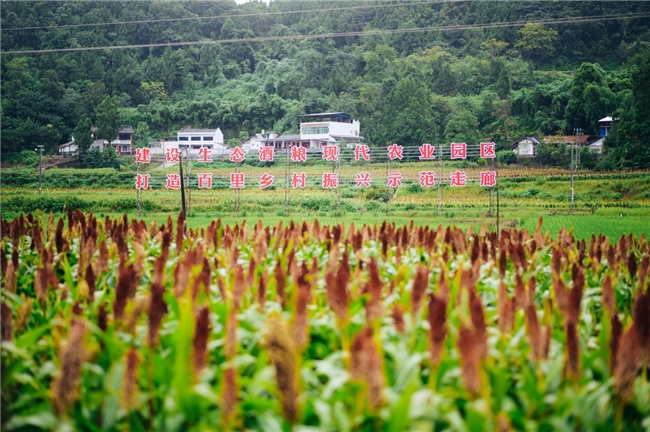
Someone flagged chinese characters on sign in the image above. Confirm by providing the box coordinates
[292,172,306,189]
[419,171,436,187]
[387,144,403,160]
[259,147,274,162]
[354,144,370,161]
[480,142,496,159]
[197,173,213,189]
[450,170,467,187]
[291,146,307,162]
[166,174,181,189]
[419,143,435,160]
[230,172,245,189]
[135,174,150,189]
[355,172,371,188]
[198,147,212,163]
[135,148,151,163]
[165,148,179,163]
[386,172,403,187]
[136,143,498,189]
[229,147,245,163]
[450,143,467,159]
[322,172,339,189]
[259,173,274,189]
[479,171,497,187]
[322,145,339,161]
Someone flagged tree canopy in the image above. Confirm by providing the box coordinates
[1,0,649,168]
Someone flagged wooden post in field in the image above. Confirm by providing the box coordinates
[234,165,240,217]
[496,157,500,240]
[185,156,192,216]
[335,153,341,213]
[386,154,391,216]
[285,144,290,215]
[179,153,187,220]
[136,162,142,217]
[437,145,443,217]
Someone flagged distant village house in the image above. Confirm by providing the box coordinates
[90,125,134,156]
[149,128,227,160]
[245,112,364,152]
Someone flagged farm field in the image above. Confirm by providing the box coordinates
[1,212,650,431]
[2,168,649,240]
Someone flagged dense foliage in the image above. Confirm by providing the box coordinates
[2,212,650,430]
[2,1,650,169]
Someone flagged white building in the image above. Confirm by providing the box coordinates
[58,138,77,156]
[177,128,224,146]
[243,131,279,152]
[298,112,362,148]
[149,128,228,160]
[587,137,604,154]
[89,125,134,155]
[511,137,540,157]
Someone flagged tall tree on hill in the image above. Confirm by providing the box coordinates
[605,50,650,169]
[494,64,512,100]
[515,23,558,64]
[444,109,480,145]
[73,117,93,160]
[95,96,121,141]
[565,62,615,133]
[378,77,438,146]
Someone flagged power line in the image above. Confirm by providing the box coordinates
[1,0,460,32]
[2,12,647,55]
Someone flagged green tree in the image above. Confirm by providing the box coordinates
[102,146,120,169]
[444,109,480,145]
[515,23,558,63]
[496,150,517,165]
[95,96,121,141]
[482,38,509,58]
[565,63,614,133]
[378,77,438,146]
[494,65,511,100]
[133,122,151,148]
[73,117,93,157]
[605,50,650,169]
[363,45,397,82]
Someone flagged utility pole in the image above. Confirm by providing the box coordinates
[179,152,187,220]
[35,145,44,195]
[570,128,582,208]
[438,145,443,217]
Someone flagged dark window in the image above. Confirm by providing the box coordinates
[203,136,214,141]
[179,136,189,141]
[191,136,201,141]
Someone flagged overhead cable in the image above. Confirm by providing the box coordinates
[2,12,648,55]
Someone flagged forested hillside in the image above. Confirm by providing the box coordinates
[2,0,650,168]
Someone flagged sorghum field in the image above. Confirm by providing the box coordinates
[1,211,650,431]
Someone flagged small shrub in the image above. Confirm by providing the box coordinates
[406,184,422,194]
[497,150,517,165]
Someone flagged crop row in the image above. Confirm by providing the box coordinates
[1,212,650,431]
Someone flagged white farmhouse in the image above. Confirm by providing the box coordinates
[177,128,224,146]
[243,131,279,153]
[58,138,77,156]
[511,137,540,157]
[149,128,228,160]
[298,112,362,148]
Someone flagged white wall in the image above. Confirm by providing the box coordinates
[177,128,224,145]
[149,140,228,157]
[514,138,536,156]
[300,120,360,141]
